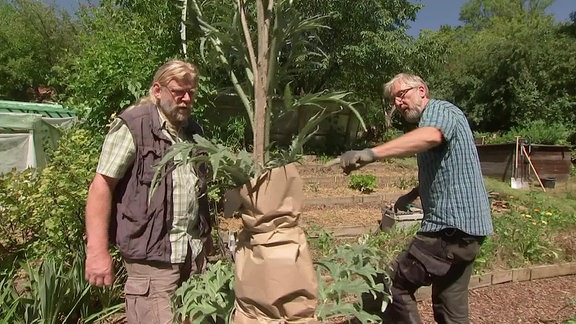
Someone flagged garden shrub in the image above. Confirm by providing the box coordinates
[475,120,571,145]
[315,243,390,323]
[348,174,377,193]
[0,168,39,255]
[392,175,418,191]
[173,260,236,323]
[0,249,124,324]
[0,126,102,260]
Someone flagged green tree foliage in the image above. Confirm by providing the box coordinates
[292,0,420,91]
[460,0,553,29]
[0,0,78,101]
[558,10,576,36]
[292,0,422,135]
[55,0,217,131]
[426,1,576,132]
[56,1,183,128]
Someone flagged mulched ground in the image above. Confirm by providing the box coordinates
[418,275,576,323]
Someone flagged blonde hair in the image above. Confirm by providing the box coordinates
[383,73,429,101]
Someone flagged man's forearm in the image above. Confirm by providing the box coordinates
[85,174,117,252]
[371,127,443,159]
[408,186,420,200]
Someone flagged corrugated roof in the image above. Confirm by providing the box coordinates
[0,100,76,118]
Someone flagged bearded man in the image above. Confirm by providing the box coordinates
[84,60,212,324]
[337,73,493,324]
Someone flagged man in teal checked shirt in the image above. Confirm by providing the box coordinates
[337,73,493,324]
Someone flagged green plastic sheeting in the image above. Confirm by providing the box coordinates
[0,101,77,173]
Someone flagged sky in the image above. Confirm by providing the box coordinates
[53,0,575,37]
[407,0,575,37]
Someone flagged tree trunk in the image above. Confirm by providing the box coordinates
[253,0,273,169]
[180,0,188,58]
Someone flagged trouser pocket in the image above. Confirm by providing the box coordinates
[124,276,152,324]
[409,235,452,277]
[125,276,150,296]
[396,250,433,288]
[441,229,484,263]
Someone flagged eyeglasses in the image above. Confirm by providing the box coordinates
[164,86,196,100]
[393,87,415,101]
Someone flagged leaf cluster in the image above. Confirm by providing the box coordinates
[0,127,102,259]
[314,243,391,323]
[152,134,257,192]
[173,260,235,324]
[348,174,377,193]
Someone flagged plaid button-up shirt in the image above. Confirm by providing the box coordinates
[417,99,493,236]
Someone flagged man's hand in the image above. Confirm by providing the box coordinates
[394,187,419,212]
[339,148,375,174]
[85,248,114,286]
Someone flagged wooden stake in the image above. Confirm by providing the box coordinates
[521,146,546,192]
[514,136,520,178]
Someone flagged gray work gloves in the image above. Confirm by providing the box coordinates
[339,148,375,174]
[394,187,419,212]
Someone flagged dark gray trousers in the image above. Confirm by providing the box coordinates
[365,229,484,324]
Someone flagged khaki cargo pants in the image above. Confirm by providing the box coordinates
[123,253,206,324]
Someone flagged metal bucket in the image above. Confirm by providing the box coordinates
[540,177,556,189]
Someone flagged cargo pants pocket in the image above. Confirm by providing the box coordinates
[409,235,452,278]
[395,250,433,288]
[124,276,151,324]
[444,236,483,263]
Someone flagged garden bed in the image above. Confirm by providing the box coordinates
[213,159,576,323]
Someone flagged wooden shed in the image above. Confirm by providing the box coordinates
[476,143,572,182]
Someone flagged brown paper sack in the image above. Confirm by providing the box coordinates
[232,163,319,324]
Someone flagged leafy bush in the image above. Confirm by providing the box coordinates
[0,126,102,259]
[392,175,418,191]
[0,168,39,255]
[307,225,336,257]
[18,253,92,324]
[475,120,570,145]
[315,243,390,323]
[348,174,377,193]
[0,249,125,324]
[173,260,235,324]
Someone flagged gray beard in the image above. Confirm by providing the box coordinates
[403,109,422,123]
